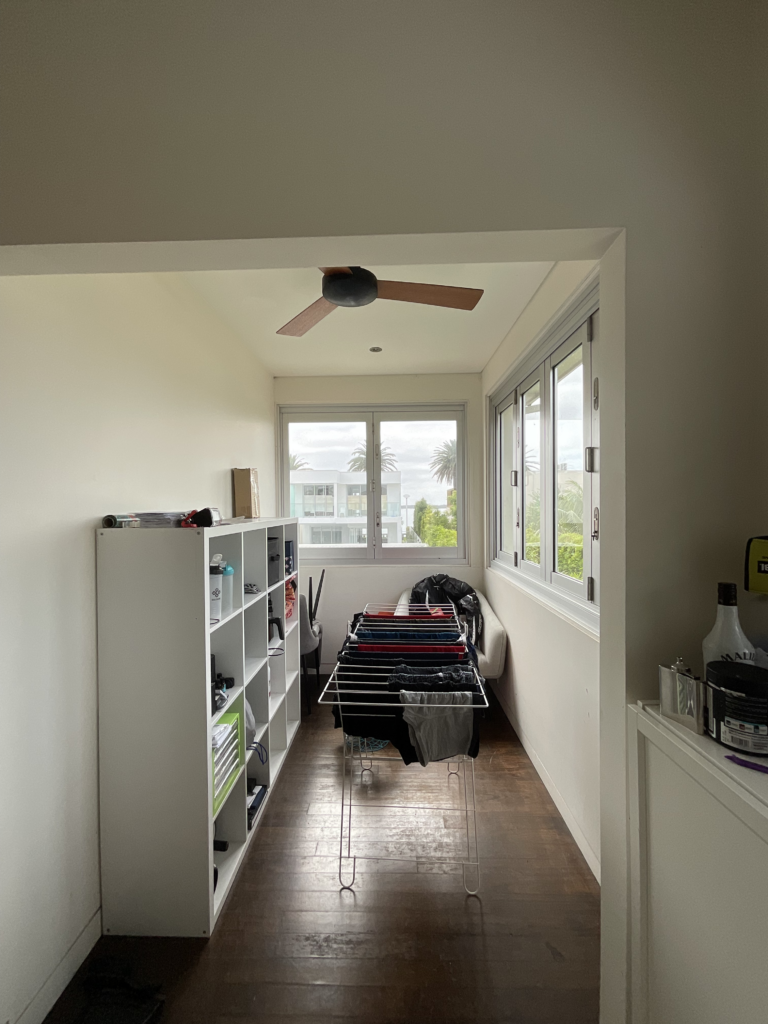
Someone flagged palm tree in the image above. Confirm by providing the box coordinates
[289,454,311,470]
[524,445,540,474]
[557,480,583,526]
[347,442,397,472]
[429,438,457,487]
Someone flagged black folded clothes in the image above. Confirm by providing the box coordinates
[331,660,482,766]
[338,645,478,666]
[387,664,480,693]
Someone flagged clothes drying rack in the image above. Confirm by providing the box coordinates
[318,601,487,895]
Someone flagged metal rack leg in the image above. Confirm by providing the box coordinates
[462,756,480,895]
[339,745,357,890]
[358,737,374,777]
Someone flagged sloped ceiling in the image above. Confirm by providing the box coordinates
[183,262,553,376]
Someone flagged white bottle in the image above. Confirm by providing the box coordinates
[209,560,224,625]
[702,582,755,670]
[221,563,235,619]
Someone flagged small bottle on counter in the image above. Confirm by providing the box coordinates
[702,582,755,670]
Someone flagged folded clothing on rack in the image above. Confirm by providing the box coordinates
[339,649,473,665]
[357,643,464,653]
[391,678,482,694]
[400,690,475,766]
[331,677,480,764]
[387,664,480,693]
[329,604,484,765]
[354,629,463,642]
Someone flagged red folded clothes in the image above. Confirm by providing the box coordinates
[367,612,448,619]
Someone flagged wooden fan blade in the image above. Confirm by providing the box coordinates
[277,296,337,337]
[319,266,352,276]
[376,280,484,310]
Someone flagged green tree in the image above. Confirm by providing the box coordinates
[412,497,429,539]
[446,489,457,530]
[289,454,310,470]
[419,504,458,547]
[429,438,457,487]
[347,442,397,472]
[556,481,583,579]
[411,492,458,547]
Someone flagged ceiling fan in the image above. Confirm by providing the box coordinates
[277,266,484,337]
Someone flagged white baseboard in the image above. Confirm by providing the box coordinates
[15,909,101,1024]
[492,684,601,883]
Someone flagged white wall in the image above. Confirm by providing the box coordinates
[275,374,484,663]
[482,261,601,878]
[2,5,766,1020]
[0,274,275,1024]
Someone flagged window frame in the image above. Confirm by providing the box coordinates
[278,403,468,566]
[489,275,600,635]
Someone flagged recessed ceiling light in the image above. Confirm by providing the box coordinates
[369,346,382,352]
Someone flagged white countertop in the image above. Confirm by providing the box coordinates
[639,700,768,815]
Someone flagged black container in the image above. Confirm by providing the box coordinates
[267,536,281,586]
[706,660,768,755]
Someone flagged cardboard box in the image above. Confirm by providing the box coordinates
[232,468,260,519]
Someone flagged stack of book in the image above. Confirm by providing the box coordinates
[211,713,241,814]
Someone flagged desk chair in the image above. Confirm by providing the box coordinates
[299,594,323,715]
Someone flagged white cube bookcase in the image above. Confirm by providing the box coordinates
[96,518,300,936]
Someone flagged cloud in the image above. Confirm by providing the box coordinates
[289,419,457,507]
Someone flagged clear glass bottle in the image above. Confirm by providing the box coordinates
[702,582,755,670]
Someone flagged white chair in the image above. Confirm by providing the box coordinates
[396,587,506,680]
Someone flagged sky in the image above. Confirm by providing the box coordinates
[289,420,457,512]
[523,353,583,472]
[555,359,584,471]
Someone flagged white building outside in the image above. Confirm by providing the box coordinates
[290,469,414,546]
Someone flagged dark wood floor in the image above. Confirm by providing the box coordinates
[47,691,599,1024]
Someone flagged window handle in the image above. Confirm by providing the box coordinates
[585,447,599,473]
[592,507,599,541]
[510,470,518,487]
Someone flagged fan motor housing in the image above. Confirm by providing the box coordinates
[322,266,378,307]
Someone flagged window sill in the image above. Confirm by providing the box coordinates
[489,559,600,639]
[300,548,469,568]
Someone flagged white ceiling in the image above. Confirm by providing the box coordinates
[183,262,554,377]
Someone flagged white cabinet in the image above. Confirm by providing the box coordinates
[628,701,768,1024]
[96,518,300,936]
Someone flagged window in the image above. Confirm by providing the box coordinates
[345,485,366,517]
[490,279,599,630]
[302,484,334,517]
[311,527,343,545]
[280,405,466,564]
